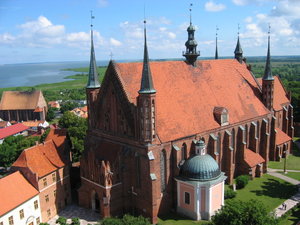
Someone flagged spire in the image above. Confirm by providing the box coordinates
[263,25,274,80]
[138,20,156,94]
[234,24,243,63]
[87,11,100,89]
[215,26,219,60]
[183,3,200,66]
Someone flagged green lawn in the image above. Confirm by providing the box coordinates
[233,174,297,212]
[279,172,300,181]
[268,141,300,171]
[158,212,210,225]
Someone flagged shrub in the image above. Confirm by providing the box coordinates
[235,175,250,189]
[224,188,236,199]
[56,216,67,225]
[71,217,80,225]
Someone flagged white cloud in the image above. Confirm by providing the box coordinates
[205,1,226,12]
[0,33,15,44]
[167,32,176,39]
[232,0,274,6]
[97,0,108,7]
[110,38,122,46]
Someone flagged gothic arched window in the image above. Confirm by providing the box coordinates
[160,150,167,192]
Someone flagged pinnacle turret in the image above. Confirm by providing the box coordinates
[86,12,100,89]
[263,27,273,81]
[138,21,156,94]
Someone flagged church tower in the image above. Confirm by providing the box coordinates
[262,26,274,111]
[137,21,156,143]
[183,5,200,66]
[86,12,100,128]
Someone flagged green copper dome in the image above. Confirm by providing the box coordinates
[180,154,221,181]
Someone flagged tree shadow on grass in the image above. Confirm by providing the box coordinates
[251,178,298,199]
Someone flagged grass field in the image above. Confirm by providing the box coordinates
[233,174,297,212]
[158,212,210,225]
[278,204,300,225]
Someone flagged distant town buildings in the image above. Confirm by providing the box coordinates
[0,123,29,144]
[0,90,48,122]
[70,106,88,118]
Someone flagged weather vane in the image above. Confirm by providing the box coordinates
[189,3,193,24]
[238,23,240,36]
[90,10,95,28]
[216,25,219,37]
[268,23,271,35]
[110,51,113,60]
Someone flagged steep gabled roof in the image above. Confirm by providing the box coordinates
[0,171,38,216]
[276,128,291,145]
[12,138,66,178]
[258,76,290,111]
[0,123,28,139]
[45,128,67,152]
[244,149,265,168]
[114,59,270,142]
[0,90,46,110]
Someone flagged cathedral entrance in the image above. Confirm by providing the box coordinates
[91,190,100,213]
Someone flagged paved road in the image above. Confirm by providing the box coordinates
[47,204,99,225]
[267,169,300,218]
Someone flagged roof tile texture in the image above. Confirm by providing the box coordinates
[0,90,46,110]
[276,128,292,145]
[0,171,38,216]
[115,59,270,142]
[244,149,265,168]
[0,123,28,139]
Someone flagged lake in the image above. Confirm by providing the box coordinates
[0,61,109,88]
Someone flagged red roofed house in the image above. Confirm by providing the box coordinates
[0,90,47,122]
[0,171,41,225]
[78,20,294,223]
[0,123,29,144]
[11,129,71,223]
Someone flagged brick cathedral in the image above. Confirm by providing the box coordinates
[78,17,293,223]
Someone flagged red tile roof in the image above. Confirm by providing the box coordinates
[276,128,292,145]
[0,123,28,139]
[244,149,265,168]
[0,171,38,216]
[257,76,290,111]
[114,59,270,142]
[12,139,66,178]
[0,90,47,110]
[45,128,67,152]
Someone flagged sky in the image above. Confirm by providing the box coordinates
[0,0,299,64]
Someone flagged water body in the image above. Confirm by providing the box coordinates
[0,61,109,88]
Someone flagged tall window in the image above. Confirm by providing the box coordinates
[52,173,56,182]
[245,124,248,145]
[231,129,235,150]
[36,217,40,224]
[43,178,47,187]
[47,209,51,217]
[184,192,190,204]
[135,156,141,188]
[256,121,260,139]
[45,194,49,203]
[34,200,39,210]
[19,209,24,219]
[181,143,187,161]
[216,133,221,154]
[8,216,13,225]
[160,150,167,192]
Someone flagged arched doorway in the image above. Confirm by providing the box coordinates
[91,190,100,212]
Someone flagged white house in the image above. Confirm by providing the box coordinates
[0,171,42,225]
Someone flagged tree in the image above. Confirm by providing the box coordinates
[46,107,56,121]
[211,199,278,225]
[60,101,80,113]
[56,216,67,225]
[101,214,151,225]
[59,111,87,162]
